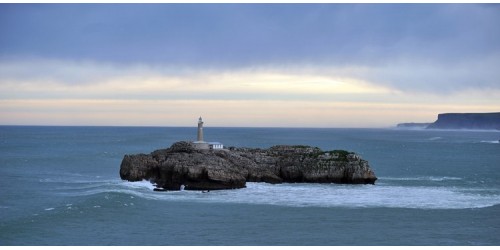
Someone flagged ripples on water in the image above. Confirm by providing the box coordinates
[1,126,500,245]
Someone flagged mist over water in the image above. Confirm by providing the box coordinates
[1,126,499,245]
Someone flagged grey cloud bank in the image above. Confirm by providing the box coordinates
[1,4,499,93]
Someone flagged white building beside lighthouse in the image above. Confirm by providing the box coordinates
[193,117,224,150]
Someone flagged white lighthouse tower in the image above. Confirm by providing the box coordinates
[197,116,204,142]
[193,117,223,150]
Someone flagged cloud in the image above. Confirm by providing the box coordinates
[2,96,498,127]
[0,58,395,101]
[313,54,500,93]
[0,58,498,127]
[2,4,499,93]
[1,4,499,127]
[4,5,500,61]
[0,58,186,85]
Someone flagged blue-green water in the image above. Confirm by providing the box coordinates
[0,126,499,245]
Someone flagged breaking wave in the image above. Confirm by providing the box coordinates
[480,140,499,144]
[55,178,500,210]
[380,176,463,182]
[428,137,442,140]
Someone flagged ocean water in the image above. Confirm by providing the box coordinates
[0,126,499,245]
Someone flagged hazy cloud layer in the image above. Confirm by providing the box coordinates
[1,4,500,93]
[1,4,499,127]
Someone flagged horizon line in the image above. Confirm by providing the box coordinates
[0,124,398,129]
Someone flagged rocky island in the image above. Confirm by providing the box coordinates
[119,141,378,191]
[120,117,377,191]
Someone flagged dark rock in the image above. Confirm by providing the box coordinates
[426,112,500,130]
[120,142,378,190]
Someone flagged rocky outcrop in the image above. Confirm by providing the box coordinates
[396,112,500,130]
[426,112,500,130]
[120,141,377,191]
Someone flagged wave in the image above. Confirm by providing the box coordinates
[379,176,463,182]
[39,177,111,184]
[59,179,500,210]
[428,137,442,140]
[480,140,499,144]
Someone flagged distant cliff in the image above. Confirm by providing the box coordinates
[120,141,377,191]
[427,112,500,130]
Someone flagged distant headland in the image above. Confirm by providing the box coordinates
[397,112,500,130]
[120,117,377,191]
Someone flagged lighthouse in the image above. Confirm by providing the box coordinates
[197,116,204,142]
[192,117,224,150]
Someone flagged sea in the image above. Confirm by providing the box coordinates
[0,126,499,246]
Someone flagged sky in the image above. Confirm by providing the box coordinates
[1,3,499,127]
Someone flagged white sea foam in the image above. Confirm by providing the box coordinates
[380,176,463,182]
[61,179,500,210]
[112,181,500,209]
[44,208,55,211]
[227,183,499,209]
[480,140,499,144]
[121,180,155,190]
[428,137,442,140]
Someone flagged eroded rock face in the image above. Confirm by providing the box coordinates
[427,112,500,130]
[120,141,377,190]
